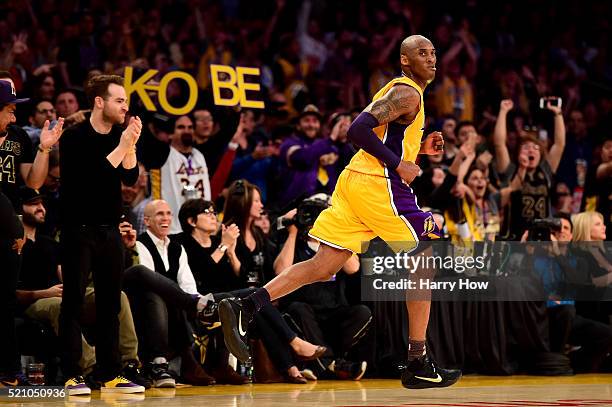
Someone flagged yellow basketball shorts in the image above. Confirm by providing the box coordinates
[309,169,440,253]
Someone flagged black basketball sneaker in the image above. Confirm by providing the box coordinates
[401,354,461,389]
[218,297,252,363]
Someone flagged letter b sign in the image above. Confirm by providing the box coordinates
[210,65,264,109]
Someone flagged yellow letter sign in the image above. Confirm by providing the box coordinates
[210,64,264,109]
[124,65,264,115]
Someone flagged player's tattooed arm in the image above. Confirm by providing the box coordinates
[364,84,420,125]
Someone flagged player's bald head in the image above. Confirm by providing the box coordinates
[400,35,433,57]
[398,35,437,85]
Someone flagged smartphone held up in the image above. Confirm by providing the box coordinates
[539,96,562,109]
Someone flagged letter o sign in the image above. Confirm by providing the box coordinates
[157,71,198,116]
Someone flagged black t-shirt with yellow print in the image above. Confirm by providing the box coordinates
[0,124,34,208]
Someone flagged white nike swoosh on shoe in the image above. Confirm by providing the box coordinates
[414,373,442,383]
[238,310,247,336]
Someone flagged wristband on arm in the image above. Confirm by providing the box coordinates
[347,112,401,169]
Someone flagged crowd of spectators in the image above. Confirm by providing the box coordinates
[2,0,612,387]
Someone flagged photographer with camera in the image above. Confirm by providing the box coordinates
[530,213,612,372]
[274,194,372,380]
[524,218,563,242]
[493,98,566,240]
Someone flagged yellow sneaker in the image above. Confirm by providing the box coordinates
[100,375,145,393]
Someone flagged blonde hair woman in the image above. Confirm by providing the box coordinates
[572,211,606,242]
[572,211,612,287]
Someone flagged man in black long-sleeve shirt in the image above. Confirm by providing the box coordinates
[58,75,144,395]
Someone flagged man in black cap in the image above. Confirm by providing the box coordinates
[0,77,64,208]
[14,188,65,335]
[277,104,353,208]
[0,75,63,387]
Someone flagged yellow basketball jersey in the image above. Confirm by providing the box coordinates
[345,76,425,177]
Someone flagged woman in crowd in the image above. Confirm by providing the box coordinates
[571,211,612,325]
[178,201,242,294]
[572,211,612,287]
[177,197,326,383]
[428,132,512,243]
[445,164,503,243]
[493,99,566,240]
[222,180,276,287]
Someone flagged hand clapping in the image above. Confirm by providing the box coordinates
[121,116,142,150]
[221,223,240,248]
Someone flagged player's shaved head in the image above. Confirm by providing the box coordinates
[398,35,436,86]
[400,35,433,57]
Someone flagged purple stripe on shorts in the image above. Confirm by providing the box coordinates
[388,175,441,240]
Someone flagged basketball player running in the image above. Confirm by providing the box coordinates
[219,35,461,389]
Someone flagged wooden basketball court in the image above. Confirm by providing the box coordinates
[6,374,611,406]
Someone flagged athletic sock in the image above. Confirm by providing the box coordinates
[407,339,426,361]
[243,288,271,314]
